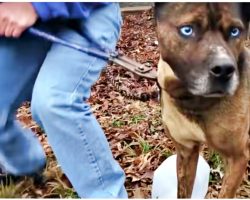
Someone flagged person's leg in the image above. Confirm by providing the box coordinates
[0,33,51,175]
[31,3,127,198]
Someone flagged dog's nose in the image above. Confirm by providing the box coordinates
[210,64,235,80]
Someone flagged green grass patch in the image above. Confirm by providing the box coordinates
[208,151,223,169]
[130,115,146,124]
[0,181,23,198]
[112,120,125,127]
[53,187,78,198]
[161,150,173,158]
[139,140,152,154]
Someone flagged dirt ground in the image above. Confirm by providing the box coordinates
[2,8,250,198]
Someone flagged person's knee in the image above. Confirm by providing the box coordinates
[31,84,64,124]
[31,83,92,125]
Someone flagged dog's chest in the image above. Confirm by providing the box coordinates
[161,87,250,149]
[161,90,207,148]
[201,86,250,150]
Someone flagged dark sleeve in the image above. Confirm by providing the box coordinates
[31,2,109,21]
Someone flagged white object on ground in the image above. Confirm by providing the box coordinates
[152,154,210,199]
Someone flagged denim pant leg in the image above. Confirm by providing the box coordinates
[31,3,127,198]
[0,35,50,175]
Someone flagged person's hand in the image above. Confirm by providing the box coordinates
[0,3,38,38]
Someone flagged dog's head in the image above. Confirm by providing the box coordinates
[155,3,249,97]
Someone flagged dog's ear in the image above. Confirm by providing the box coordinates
[154,3,168,21]
[240,3,250,24]
[238,47,250,77]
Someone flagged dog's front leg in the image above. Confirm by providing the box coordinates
[176,143,200,198]
[218,154,248,198]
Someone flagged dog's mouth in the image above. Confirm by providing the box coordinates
[189,87,232,98]
[187,79,239,98]
[189,81,239,97]
[201,91,229,98]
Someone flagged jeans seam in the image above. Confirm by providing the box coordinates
[75,120,106,191]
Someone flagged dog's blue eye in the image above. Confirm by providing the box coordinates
[230,27,241,38]
[179,26,193,37]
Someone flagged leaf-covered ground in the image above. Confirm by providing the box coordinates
[1,9,250,198]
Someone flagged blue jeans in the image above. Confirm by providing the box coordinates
[0,3,127,198]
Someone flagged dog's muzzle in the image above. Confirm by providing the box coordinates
[188,55,239,98]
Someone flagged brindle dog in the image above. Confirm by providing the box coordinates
[155,3,250,198]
